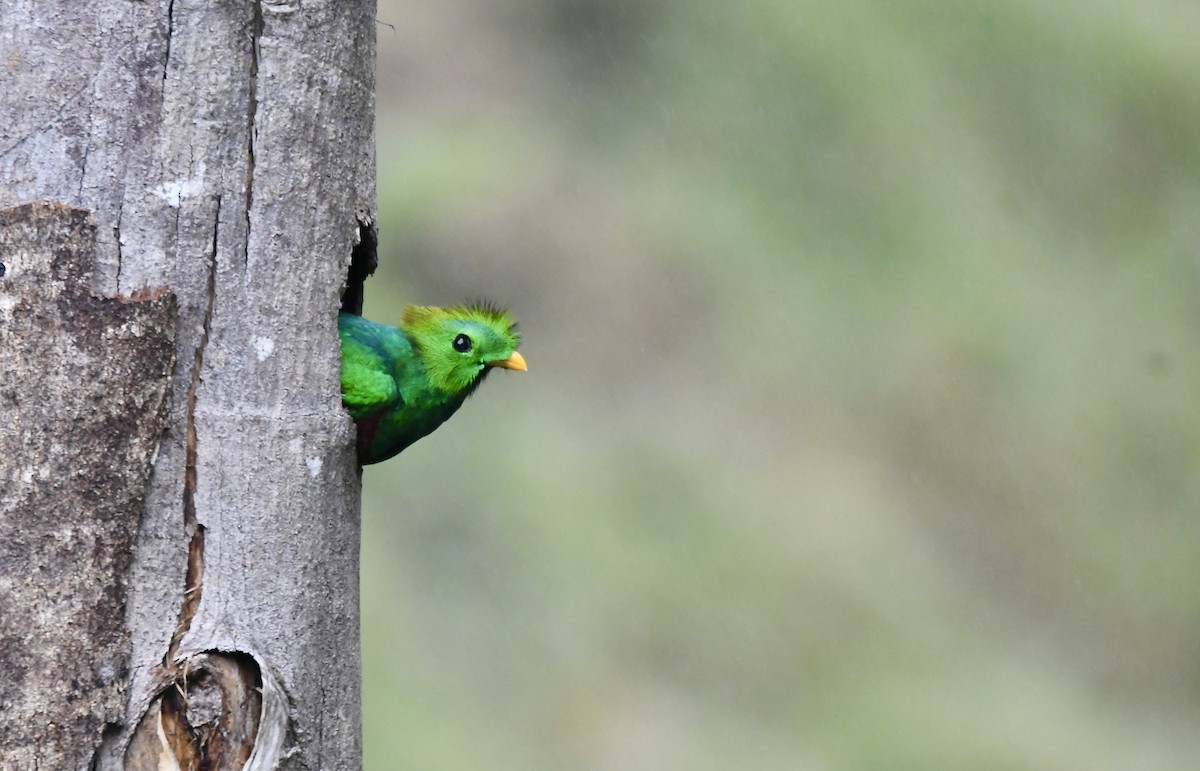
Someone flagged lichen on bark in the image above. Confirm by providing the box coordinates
[0,202,176,771]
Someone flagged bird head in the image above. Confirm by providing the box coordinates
[401,301,526,395]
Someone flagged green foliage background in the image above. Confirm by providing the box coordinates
[362,1,1200,767]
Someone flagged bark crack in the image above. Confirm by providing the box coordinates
[244,0,263,268]
[163,0,176,81]
[168,196,219,660]
[77,128,91,200]
[113,218,123,291]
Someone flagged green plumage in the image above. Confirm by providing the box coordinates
[339,303,525,465]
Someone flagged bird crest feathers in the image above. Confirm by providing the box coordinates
[401,300,520,344]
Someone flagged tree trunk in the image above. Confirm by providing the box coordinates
[0,2,375,768]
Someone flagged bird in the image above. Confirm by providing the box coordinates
[339,302,526,465]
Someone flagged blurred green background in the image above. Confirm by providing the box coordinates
[361,1,1200,768]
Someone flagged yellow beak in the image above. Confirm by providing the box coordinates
[488,351,527,371]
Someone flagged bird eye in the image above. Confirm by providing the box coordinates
[453,334,472,353]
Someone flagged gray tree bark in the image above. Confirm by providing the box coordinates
[0,1,375,768]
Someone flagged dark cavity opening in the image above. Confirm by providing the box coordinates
[341,216,378,315]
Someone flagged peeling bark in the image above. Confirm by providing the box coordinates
[0,1,375,768]
[0,203,176,771]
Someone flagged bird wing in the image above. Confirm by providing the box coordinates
[341,353,402,419]
[339,315,405,419]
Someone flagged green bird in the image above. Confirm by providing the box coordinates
[339,302,526,465]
